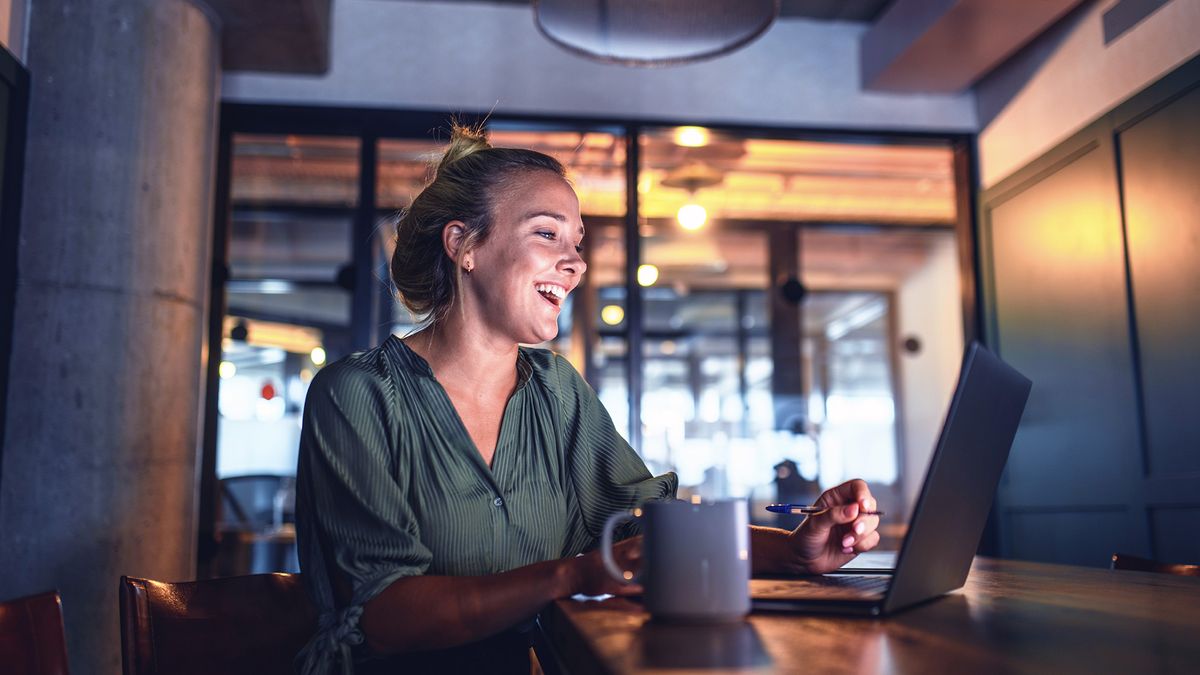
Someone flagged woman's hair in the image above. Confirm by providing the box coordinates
[390,123,567,327]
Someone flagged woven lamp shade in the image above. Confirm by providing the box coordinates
[534,0,780,67]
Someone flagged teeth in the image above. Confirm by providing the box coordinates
[534,283,567,300]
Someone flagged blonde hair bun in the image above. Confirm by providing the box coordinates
[436,122,492,177]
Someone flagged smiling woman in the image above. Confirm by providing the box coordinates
[388,125,573,330]
[293,124,881,675]
[442,169,587,347]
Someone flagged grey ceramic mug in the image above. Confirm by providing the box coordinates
[600,499,751,622]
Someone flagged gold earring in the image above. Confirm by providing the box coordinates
[464,260,473,273]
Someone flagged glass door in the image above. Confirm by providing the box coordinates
[210,133,360,575]
[637,126,961,537]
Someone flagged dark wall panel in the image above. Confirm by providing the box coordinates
[1151,507,1200,564]
[980,55,1200,567]
[987,145,1143,508]
[1118,84,1200,477]
[1007,510,1144,567]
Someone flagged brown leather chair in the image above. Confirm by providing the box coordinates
[119,573,317,675]
[0,590,70,675]
[1111,553,1200,577]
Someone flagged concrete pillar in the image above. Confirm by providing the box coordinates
[0,1,219,673]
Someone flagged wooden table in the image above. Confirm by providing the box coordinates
[538,557,1200,674]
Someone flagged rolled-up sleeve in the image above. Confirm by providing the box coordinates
[552,355,678,556]
[295,361,432,675]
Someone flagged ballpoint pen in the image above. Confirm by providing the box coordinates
[766,503,885,516]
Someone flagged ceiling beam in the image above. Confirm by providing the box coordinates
[860,0,1086,93]
[206,0,332,74]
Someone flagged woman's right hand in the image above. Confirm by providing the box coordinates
[567,536,644,597]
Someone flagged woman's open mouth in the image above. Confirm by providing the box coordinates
[535,283,567,309]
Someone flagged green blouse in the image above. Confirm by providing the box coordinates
[295,336,678,674]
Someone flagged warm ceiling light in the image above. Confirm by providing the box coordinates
[637,264,659,287]
[677,203,708,231]
[674,126,710,148]
[601,304,626,325]
[660,340,677,355]
[310,346,327,366]
[218,361,237,379]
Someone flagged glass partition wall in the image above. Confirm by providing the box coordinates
[635,128,961,534]
[201,108,970,574]
[205,134,360,575]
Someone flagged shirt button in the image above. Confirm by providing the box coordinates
[493,497,504,507]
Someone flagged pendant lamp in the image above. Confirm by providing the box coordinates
[534,0,780,67]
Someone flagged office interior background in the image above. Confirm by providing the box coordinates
[0,0,1198,672]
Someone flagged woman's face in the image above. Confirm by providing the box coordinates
[463,170,587,345]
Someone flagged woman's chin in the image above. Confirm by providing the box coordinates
[524,324,560,346]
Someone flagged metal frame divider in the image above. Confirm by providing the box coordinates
[198,122,234,574]
[624,128,644,450]
[0,44,29,507]
[353,134,380,351]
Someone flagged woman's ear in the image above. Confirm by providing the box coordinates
[442,220,472,271]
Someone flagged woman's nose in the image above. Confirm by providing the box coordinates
[560,246,587,276]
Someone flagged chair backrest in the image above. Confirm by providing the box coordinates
[1111,553,1200,577]
[0,590,70,675]
[119,573,317,675]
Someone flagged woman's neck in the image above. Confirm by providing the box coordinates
[403,315,519,398]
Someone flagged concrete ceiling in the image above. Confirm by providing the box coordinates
[392,0,894,22]
[387,0,1089,93]
[213,0,1092,93]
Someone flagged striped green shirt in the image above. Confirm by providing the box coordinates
[295,336,677,674]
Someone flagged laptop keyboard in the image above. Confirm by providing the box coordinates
[750,574,891,601]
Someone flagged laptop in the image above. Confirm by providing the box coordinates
[751,342,1032,616]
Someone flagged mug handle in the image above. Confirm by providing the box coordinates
[600,510,639,584]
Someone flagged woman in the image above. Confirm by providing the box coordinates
[295,126,880,674]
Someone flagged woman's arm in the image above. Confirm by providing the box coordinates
[360,538,640,655]
[750,479,882,575]
[363,479,885,655]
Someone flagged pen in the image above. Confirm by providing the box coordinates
[766,503,885,516]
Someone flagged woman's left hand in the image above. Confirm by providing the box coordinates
[783,479,881,574]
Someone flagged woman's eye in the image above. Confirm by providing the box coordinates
[574,244,585,253]
[537,231,555,240]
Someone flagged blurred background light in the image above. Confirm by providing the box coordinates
[674,126,710,147]
[637,264,660,286]
[677,203,708,230]
[601,304,626,325]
